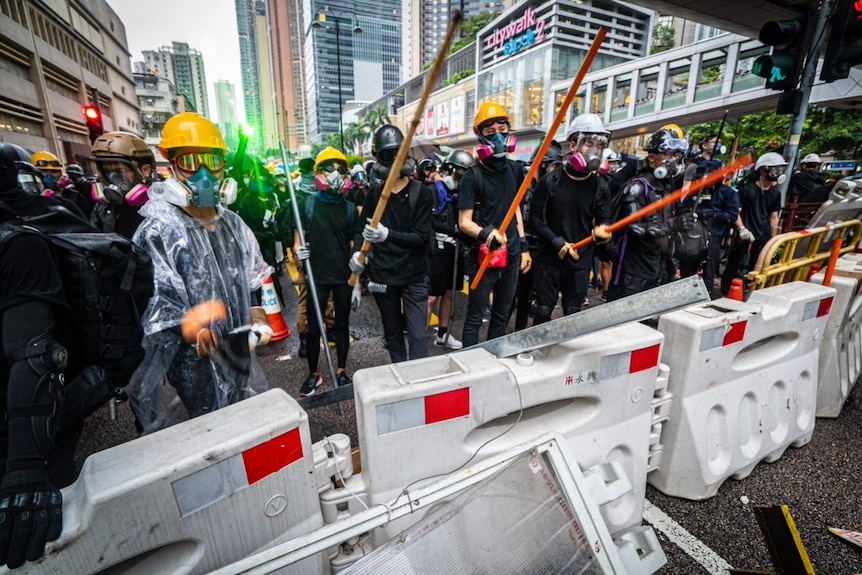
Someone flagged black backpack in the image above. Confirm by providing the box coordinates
[0,206,153,389]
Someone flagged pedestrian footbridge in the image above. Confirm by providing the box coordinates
[550,32,862,139]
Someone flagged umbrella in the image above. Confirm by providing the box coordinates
[410,137,440,159]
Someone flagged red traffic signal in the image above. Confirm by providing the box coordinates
[82,105,104,143]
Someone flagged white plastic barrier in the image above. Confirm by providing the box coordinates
[17,389,325,575]
[650,281,835,500]
[808,178,862,228]
[811,269,862,417]
[354,322,666,541]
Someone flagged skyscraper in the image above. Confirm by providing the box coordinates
[215,80,239,149]
[255,1,278,153]
[142,42,209,118]
[269,0,308,151]
[236,0,265,153]
[303,0,402,145]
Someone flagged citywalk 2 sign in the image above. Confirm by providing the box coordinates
[484,7,547,58]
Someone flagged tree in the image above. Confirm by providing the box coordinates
[365,106,391,130]
[651,23,676,55]
[449,11,499,55]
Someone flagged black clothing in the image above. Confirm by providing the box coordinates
[789,171,829,204]
[91,202,144,239]
[303,194,356,285]
[739,181,782,242]
[457,160,524,256]
[356,179,432,286]
[530,170,610,270]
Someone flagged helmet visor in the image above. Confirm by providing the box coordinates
[173,152,225,173]
[377,148,398,165]
[18,172,44,195]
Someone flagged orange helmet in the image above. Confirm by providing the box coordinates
[473,102,510,134]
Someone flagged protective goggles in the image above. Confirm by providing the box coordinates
[767,166,786,178]
[172,152,225,172]
[656,138,689,154]
[34,159,62,169]
[320,163,348,175]
[575,133,609,148]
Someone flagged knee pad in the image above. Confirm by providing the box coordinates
[6,330,68,459]
[535,305,554,320]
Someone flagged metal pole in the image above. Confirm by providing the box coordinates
[779,2,832,204]
[335,18,345,151]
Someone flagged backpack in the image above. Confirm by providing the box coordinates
[303,194,357,237]
[0,206,153,389]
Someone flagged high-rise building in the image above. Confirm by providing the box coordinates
[0,0,139,164]
[401,0,513,82]
[268,0,308,152]
[133,64,178,168]
[255,1,278,153]
[303,0,402,145]
[142,42,210,118]
[215,80,239,149]
[236,0,265,153]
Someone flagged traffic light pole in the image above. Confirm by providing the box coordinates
[778,1,833,202]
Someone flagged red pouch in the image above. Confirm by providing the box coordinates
[479,243,508,268]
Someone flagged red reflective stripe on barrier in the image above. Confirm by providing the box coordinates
[242,427,303,484]
[723,321,747,346]
[798,230,811,235]
[630,344,661,373]
[818,297,834,318]
[424,388,470,424]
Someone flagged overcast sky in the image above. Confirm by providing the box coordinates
[106,0,246,122]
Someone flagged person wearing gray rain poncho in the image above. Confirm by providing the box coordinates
[128,113,273,433]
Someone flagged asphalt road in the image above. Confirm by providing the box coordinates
[76,271,862,574]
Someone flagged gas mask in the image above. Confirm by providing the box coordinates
[161,169,237,207]
[766,166,787,185]
[372,157,415,180]
[42,173,59,191]
[653,158,678,180]
[443,175,457,190]
[92,171,150,206]
[315,169,345,192]
[477,132,517,161]
[566,135,609,175]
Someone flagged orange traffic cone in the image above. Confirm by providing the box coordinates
[261,275,291,341]
[728,278,744,301]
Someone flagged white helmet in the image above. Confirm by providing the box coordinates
[602,148,620,162]
[754,152,788,171]
[566,113,610,141]
[801,153,821,165]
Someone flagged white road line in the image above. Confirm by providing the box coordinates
[644,499,733,575]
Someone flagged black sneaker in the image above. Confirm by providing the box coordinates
[601,290,608,303]
[336,372,353,387]
[299,374,322,397]
[298,334,307,358]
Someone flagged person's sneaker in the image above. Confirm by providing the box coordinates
[298,334,307,358]
[336,372,353,387]
[601,290,608,303]
[435,333,463,350]
[299,374,323,397]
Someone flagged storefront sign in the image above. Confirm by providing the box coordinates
[484,7,546,58]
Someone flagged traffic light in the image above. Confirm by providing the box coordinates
[752,16,811,90]
[83,105,103,143]
[821,0,862,82]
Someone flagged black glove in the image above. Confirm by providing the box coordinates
[674,210,696,233]
[645,223,671,240]
[0,470,63,569]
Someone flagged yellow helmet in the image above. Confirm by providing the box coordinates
[31,151,62,171]
[314,146,348,172]
[660,123,685,139]
[473,102,510,134]
[158,113,228,159]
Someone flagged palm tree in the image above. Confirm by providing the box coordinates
[366,106,391,130]
[343,121,365,155]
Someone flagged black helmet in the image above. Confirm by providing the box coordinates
[0,142,42,195]
[66,163,85,178]
[644,128,688,154]
[372,124,404,164]
[417,157,437,177]
[443,149,475,172]
[543,140,563,164]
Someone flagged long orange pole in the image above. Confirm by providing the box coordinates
[567,153,753,253]
[469,27,608,291]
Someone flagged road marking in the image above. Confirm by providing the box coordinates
[644,499,733,574]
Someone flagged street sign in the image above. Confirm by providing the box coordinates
[822,160,857,171]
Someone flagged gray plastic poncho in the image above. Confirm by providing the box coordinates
[128,181,273,432]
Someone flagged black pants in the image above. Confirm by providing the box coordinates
[532,261,589,324]
[307,282,352,372]
[721,237,768,296]
[373,281,429,363]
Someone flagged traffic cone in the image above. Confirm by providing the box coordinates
[261,275,291,341]
[728,278,744,301]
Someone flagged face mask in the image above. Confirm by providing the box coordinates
[443,175,456,190]
[766,167,787,184]
[477,133,517,161]
[185,167,222,207]
[567,152,608,175]
[125,184,149,207]
[654,159,677,180]
[42,173,58,190]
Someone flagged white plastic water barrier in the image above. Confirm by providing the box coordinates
[16,389,325,575]
[811,270,862,417]
[651,281,835,500]
[354,322,665,541]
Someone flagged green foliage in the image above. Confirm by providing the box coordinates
[651,23,675,55]
[686,105,862,160]
[449,11,500,55]
[444,69,475,86]
[700,65,722,84]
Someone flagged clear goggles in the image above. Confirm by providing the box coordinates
[34,159,62,169]
[575,133,609,148]
[656,138,689,154]
[172,152,225,173]
[320,162,348,175]
[767,165,786,178]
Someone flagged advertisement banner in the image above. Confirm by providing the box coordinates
[425,108,435,137]
[450,94,465,135]
[435,101,450,136]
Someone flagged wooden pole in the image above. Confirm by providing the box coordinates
[348,10,464,286]
[470,27,608,291]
